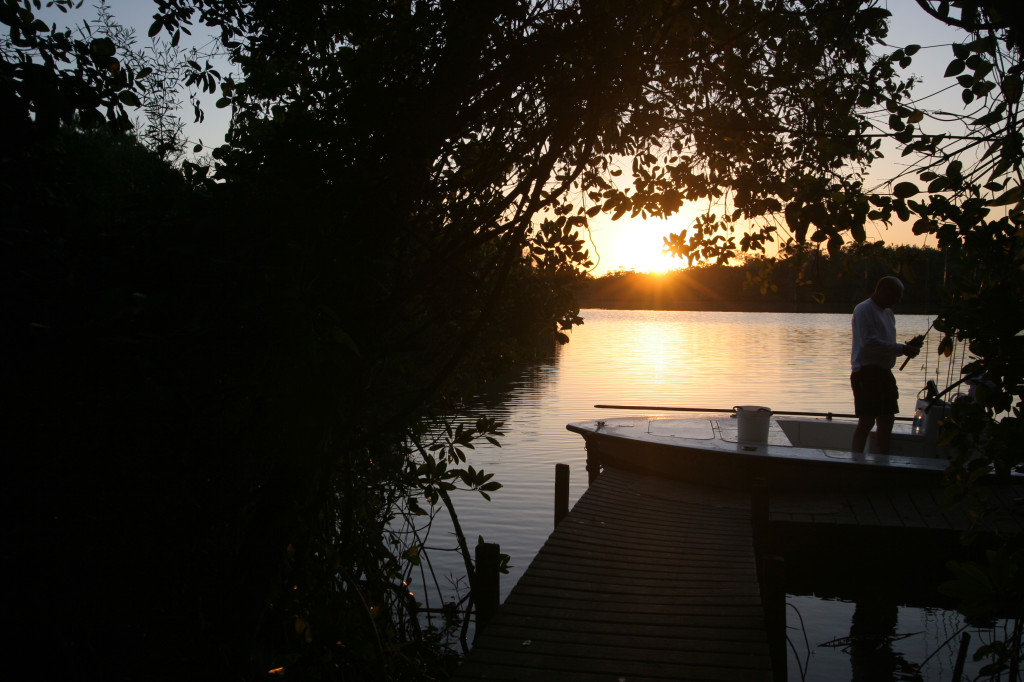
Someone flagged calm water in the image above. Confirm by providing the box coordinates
[426,309,997,681]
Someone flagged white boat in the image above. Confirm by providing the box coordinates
[566,404,957,492]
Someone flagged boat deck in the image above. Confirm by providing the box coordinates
[454,466,1024,681]
[569,416,950,475]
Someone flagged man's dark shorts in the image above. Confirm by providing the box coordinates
[851,366,899,418]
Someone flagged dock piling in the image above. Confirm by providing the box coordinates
[584,442,601,483]
[555,463,569,527]
[473,541,500,642]
[752,478,786,681]
[953,632,971,681]
[764,556,787,682]
[752,477,770,551]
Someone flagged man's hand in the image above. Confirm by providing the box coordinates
[904,335,924,358]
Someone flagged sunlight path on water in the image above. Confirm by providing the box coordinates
[411,309,990,678]
[435,309,938,601]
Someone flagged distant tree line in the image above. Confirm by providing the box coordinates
[578,243,948,313]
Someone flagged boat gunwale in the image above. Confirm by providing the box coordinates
[566,416,950,475]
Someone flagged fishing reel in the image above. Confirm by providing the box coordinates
[920,380,939,400]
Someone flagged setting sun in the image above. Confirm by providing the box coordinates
[589,216,688,276]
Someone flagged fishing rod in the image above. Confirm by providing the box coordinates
[593,405,915,421]
[899,320,935,371]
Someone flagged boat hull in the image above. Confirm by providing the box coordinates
[566,417,952,493]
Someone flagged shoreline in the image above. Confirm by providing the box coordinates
[578,299,938,315]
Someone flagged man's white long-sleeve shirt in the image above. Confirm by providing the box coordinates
[851,298,904,371]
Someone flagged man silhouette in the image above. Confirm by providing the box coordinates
[850,276,922,454]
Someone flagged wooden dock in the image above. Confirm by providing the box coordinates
[454,468,773,681]
[453,466,1023,681]
[769,481,1023,535]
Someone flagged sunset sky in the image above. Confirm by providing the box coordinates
[582,2,970,276]
[69,1,968,277]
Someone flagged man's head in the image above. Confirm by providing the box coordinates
[872,276,904,309]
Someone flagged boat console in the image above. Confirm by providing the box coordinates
[775,418,946,458]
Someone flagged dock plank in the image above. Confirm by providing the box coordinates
[502,593,766,619]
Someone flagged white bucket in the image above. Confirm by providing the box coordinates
[735,406,772,444]
[912,398,951,458]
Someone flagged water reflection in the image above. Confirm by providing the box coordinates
[787,595,1009,682]
[562,310,935,414]
[442,310,940,595]
[847,594,922,681]
[776,520,1008,682]
[424,309,980,679]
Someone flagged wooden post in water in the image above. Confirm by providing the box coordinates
[474,541,500,642]
[555,463,569,527]
[952,632,971,682]
[764,556,787,682]
[584,441,601,484]
[751,478,770,553]
[751,478,786,681]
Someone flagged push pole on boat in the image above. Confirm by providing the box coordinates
[593,405,915,422]
[595,405,850,420]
